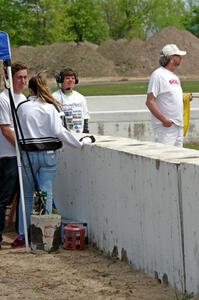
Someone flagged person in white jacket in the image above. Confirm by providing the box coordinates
[12,73,94,247]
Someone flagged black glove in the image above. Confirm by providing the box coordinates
[83,119,89,133]
[79,135,95,143]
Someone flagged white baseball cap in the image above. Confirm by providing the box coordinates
[161,44,187,56]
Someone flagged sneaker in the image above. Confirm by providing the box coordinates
[11,235,25,248]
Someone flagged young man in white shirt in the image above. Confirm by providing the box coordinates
[146,44,187,147]
[53,68,90,133]
[0,62,28,247]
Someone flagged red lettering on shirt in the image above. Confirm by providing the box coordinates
[169,79,180,85]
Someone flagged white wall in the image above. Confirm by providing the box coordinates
[89,110,152,140]
[180,160,199,293]
[54,136,199,293]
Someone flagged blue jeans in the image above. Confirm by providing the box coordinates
[18,151,57,235]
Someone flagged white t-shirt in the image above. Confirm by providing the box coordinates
[52,89,89,133]
[0,89,26,158]
[147,66,183,128]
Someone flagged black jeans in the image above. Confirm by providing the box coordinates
[0,157,19,232]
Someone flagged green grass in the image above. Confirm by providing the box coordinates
[50,79,199,96]
[76,81,148,96]
[2,78,198,97]
[181,80,199,93]
[184,142,199,150]
[174,292,194,300]
[50,80,148,96]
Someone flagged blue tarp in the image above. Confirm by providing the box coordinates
[0,31,11,60]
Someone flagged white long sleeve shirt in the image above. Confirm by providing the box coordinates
[17,96,84,151]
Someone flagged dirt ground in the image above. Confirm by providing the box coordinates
[0,233,197,300]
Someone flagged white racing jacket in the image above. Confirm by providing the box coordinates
[17,96,85,151]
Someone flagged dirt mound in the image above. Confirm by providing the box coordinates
[97,38,145,76]
[11,42,117,78]
[140,26,199,76]
[5,26,199,79]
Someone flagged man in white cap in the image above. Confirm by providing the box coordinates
[146,44,187,147]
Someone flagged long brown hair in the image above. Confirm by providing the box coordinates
[28,73,61,109]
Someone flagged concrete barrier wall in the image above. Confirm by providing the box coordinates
[180,160,199,293]
[89,110,153,141]
[54,136,199,293]
[87,94,199,143]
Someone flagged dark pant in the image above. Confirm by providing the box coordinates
[0,157,19,232]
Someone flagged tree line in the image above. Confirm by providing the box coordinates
[0,0,198,47]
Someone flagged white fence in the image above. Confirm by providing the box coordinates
[54,136,199,294]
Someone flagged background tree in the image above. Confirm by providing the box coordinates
[0,0,198,46]
[145,0,186,36]
[0,0,69,46]
[183,0,199,37]
[0,0,29,46]
[67,0,109,44]
[101,0,186,40]
[18,0,69,45]
[101,0,150,39]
